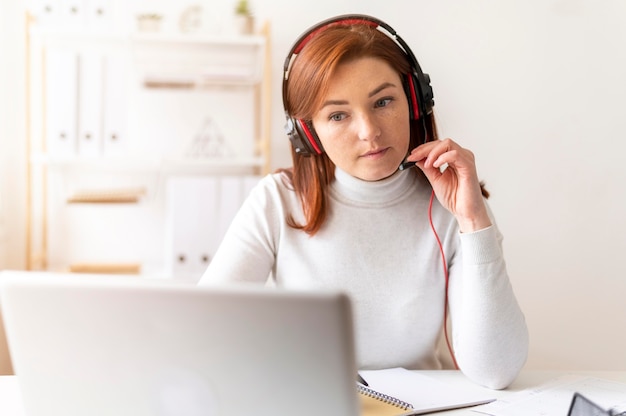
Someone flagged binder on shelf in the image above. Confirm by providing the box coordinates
[196,178,220,274]
[29,0,62,28]
[29,0,111,31]
[77,50,103,157]
[45,48,78,156]
[166,177,219,280]
[165,176,259,280]
[85,0,113,32]
[216,175,261,245]
[102,53,129,157]
[242,174,261,196]
[58,0,85,30]
[216,176,244,241]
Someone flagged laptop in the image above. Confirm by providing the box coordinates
[0,271,359,416]
[568,392,626,416]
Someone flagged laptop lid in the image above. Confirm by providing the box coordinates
[567,392,613,416]
[0,271,359,416]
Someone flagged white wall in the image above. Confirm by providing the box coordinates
[254,0,626,371]
[1,0,626,371]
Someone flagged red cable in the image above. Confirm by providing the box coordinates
[428,189,459,370]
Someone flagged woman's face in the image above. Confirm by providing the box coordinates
[311,57,411,181]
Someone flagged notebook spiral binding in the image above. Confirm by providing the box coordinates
[357,384,414,411]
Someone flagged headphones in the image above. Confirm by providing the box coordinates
[282,14,434,156]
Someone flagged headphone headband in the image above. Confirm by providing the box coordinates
[283,14,434,156]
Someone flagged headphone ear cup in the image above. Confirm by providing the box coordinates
[403,73,421,120]
[295,119,324,155]
[404,72,434,120]
[419,73,434,117]
[285,117,324,156]
[286,117,311,156]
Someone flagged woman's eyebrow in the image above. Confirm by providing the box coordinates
[368,82,396,98]
[320,99,348,108]
[319,82,399,109]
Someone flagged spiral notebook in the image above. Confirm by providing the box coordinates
[357,368,496,416]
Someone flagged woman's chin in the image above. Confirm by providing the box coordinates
[355,164,401,182]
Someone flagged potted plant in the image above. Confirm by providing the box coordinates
[234,0,254,35]
[136,13,162,32]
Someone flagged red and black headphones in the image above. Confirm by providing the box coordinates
[282,14,435,156]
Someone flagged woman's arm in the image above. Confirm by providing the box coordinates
[447,218,529,390]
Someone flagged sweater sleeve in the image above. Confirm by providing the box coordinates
[447,222,529,390]
[197,176,281,286]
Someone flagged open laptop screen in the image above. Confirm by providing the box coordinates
[0,271,360,416]
[568,393,611,416]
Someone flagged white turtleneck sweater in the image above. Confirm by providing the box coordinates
[198,167,528,389]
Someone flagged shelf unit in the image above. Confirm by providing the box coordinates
[26,16,272,279]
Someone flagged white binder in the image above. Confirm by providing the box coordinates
[58,0,85,29]
[45,48,78,157]
[84,0,113,32]
[29,0,63,27]
[166,177,219,280]
[102,53,128,157]
[217,176,244,242]
[77,50,103,157]
[217,175,261,242]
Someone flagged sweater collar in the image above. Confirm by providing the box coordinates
[331,166,417,205]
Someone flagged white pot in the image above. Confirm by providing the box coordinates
[234,15,254,35]
[137,16,162,32]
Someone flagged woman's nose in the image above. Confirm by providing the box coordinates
[356,113,381,141]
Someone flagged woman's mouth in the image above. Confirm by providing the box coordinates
[361,148,388,159]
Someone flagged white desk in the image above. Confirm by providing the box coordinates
[1,370,625,415]
[422,370,626,415]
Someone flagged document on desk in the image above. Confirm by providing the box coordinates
[359,368,496,415]
[473,375,626,416]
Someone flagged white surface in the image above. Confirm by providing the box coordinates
[477,374,626,416]
[2,370,626,416]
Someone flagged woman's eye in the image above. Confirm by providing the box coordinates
[329,113,346,122]
[375,98,393,108]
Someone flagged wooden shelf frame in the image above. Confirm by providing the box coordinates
[25,15,273,272]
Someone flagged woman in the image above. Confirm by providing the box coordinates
[198,14,528,389]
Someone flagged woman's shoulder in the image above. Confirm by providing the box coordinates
[245,170,297,202]
[256,170,294,191]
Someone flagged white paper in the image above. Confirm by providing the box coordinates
[473,375,626,416]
